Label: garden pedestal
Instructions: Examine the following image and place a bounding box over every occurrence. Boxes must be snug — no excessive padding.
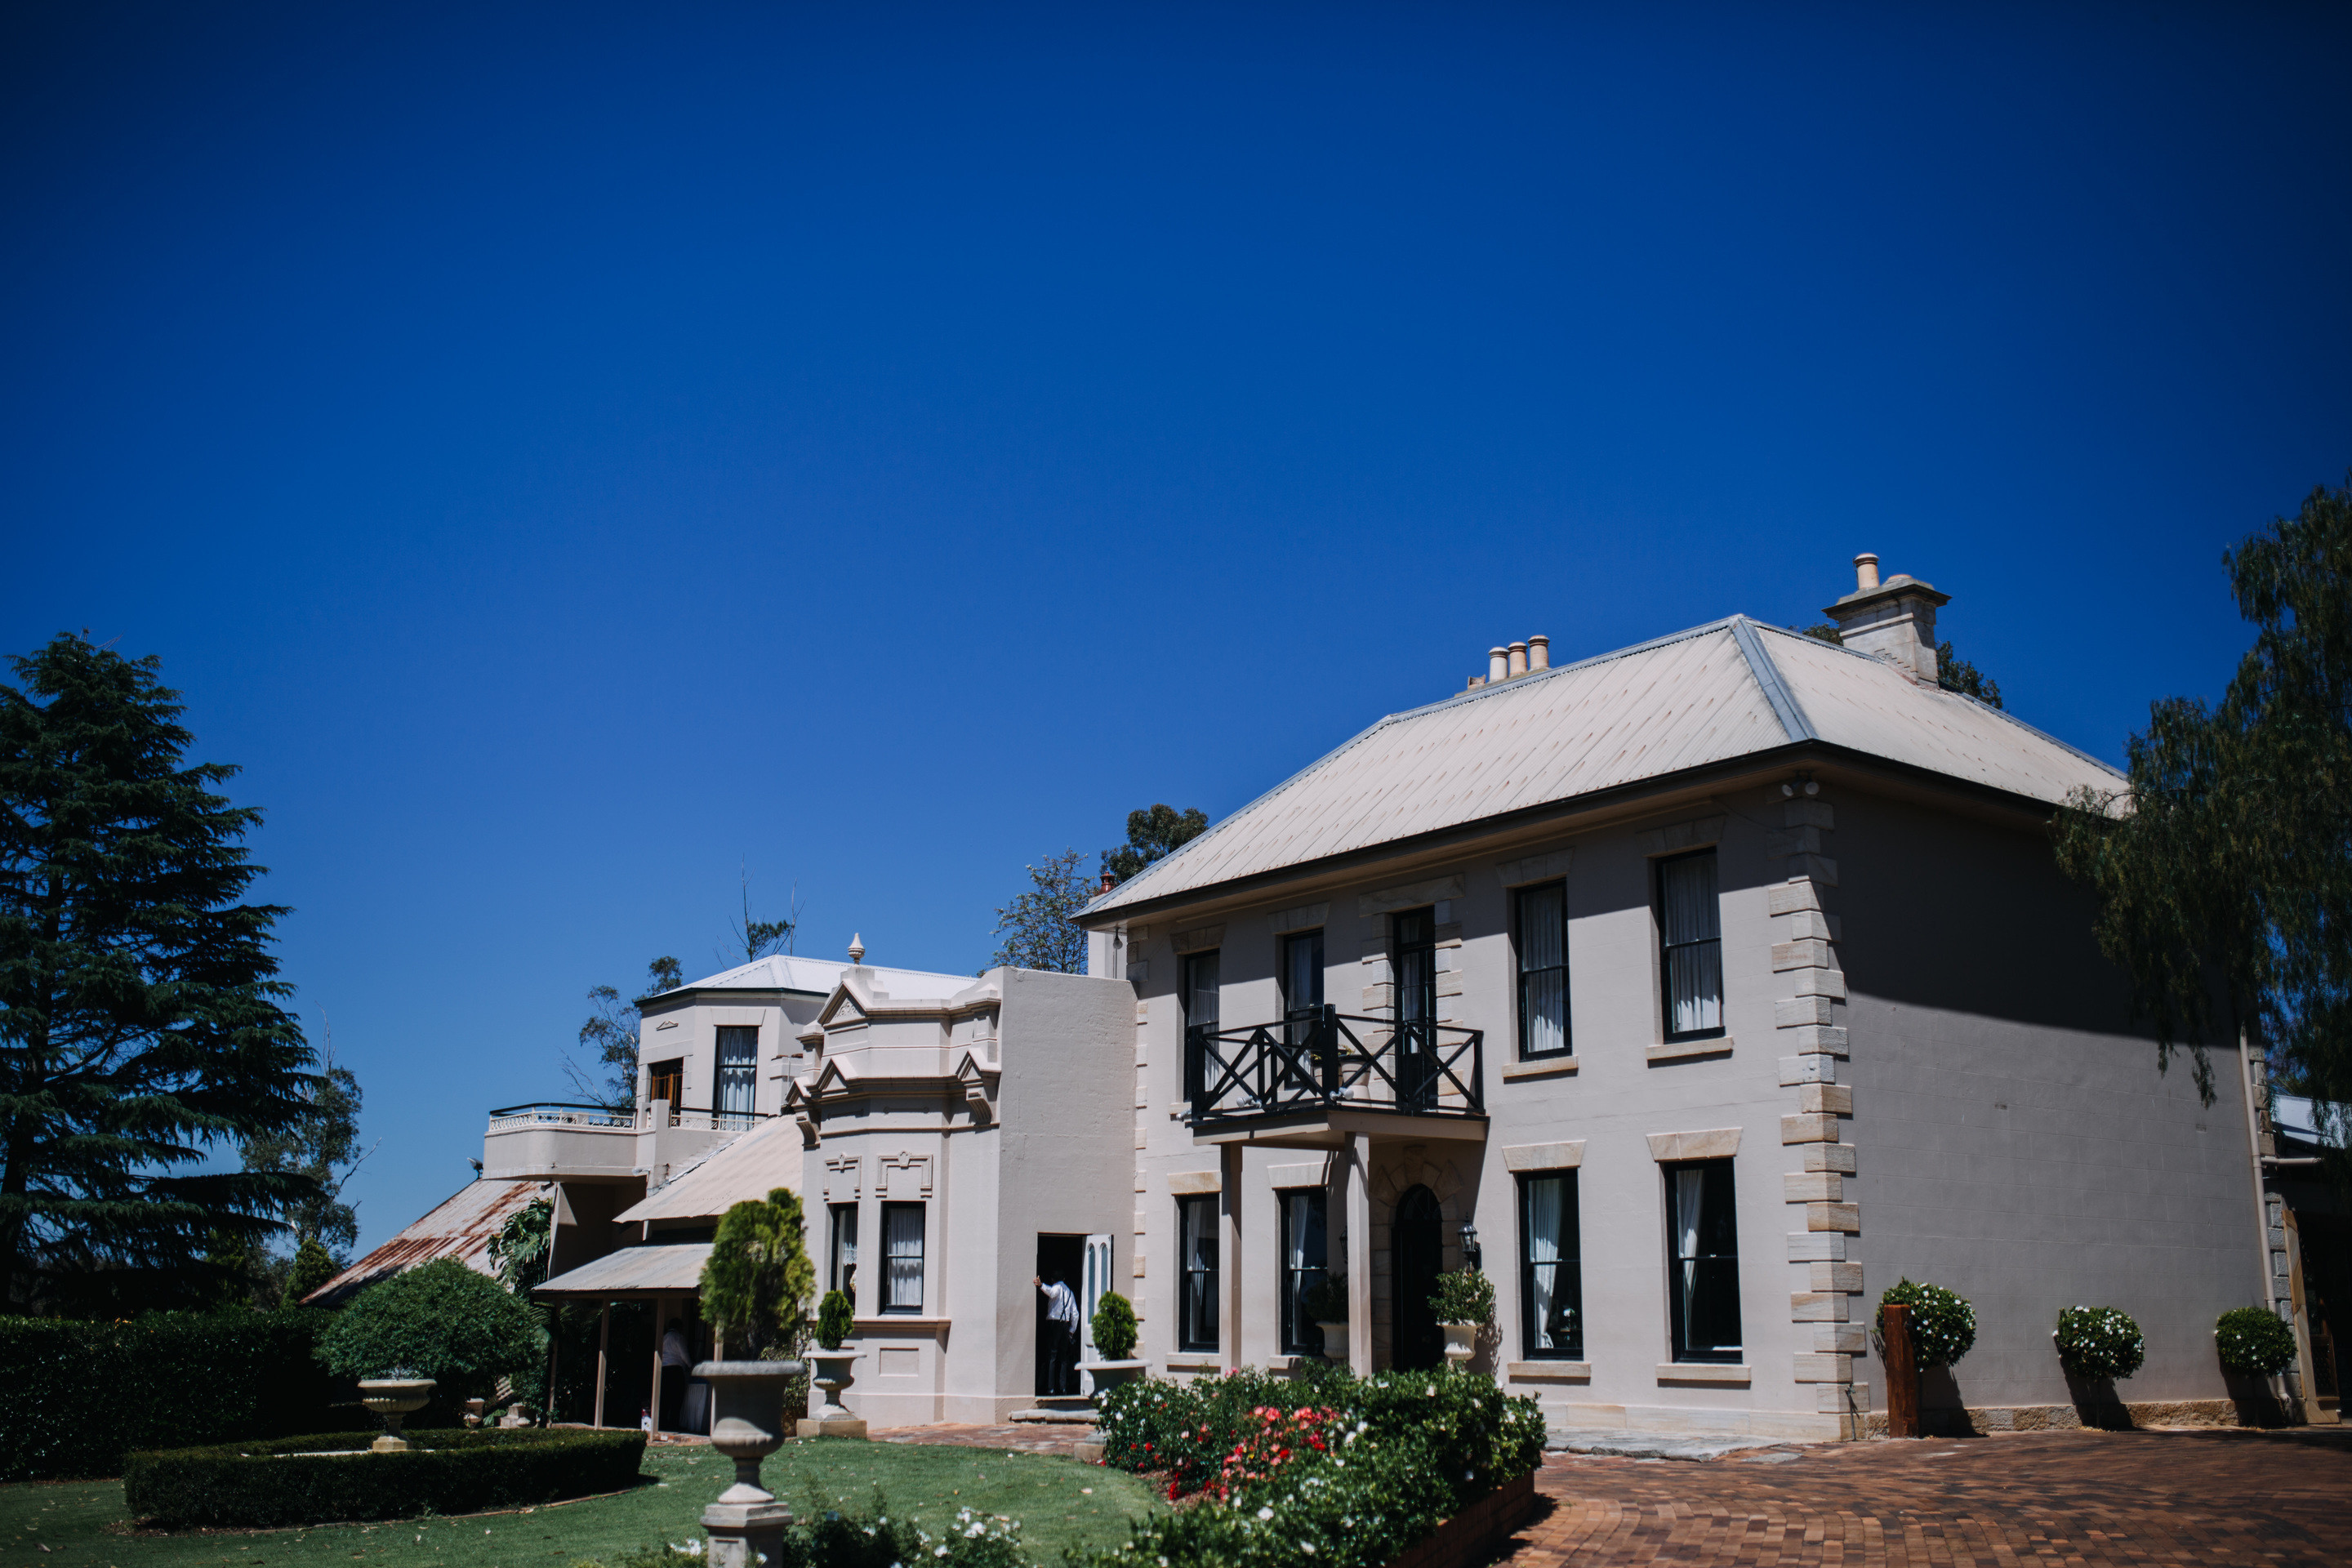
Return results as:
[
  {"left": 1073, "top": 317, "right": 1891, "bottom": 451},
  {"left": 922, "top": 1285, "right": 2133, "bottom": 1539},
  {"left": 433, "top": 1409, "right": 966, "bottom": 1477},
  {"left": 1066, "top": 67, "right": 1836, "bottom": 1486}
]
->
[
  {"left": 357, "top": 1378, "right": 437, "bottom": 1454},
  {"left": 693, "top": 1356, "right": 803, "bottom": 1560},
  {"left": 1441, "top": 1324, "right": 1477, "bottom": 1368},
  {"left": 700, "top": 1499, "right": 792, "bottom": 1568},
  {"left": 797, "top": 1350, "right": 866, "bottom": 1439}
]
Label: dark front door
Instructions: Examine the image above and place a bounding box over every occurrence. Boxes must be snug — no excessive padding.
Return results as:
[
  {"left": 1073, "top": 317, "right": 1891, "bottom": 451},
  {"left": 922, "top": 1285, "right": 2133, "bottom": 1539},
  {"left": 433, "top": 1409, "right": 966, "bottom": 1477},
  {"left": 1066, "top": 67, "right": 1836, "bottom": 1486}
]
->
[
  {"left": 1392, "top": 1184, "right": 1445, "bottom": 1370},
  {"left": 1035, "top": 1234, "right": 1084, "bottom": 1396}
]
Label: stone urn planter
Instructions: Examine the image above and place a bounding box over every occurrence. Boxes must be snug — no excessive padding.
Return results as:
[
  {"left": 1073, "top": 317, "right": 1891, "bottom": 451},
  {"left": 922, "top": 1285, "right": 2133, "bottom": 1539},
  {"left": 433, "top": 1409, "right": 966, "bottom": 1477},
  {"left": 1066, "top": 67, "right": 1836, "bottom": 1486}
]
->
[
  {"left": 1080, "top": 1359, "right": 1147, "bottom": 1399},
  {"left": 798, "top": 1349, "right": 866, "bottom": 1440},
  {"left": 694, "top": 1360, "right": 804, "bottom": 1568},
  {"left": 1319, "top": 1321, "right": 1349, "bottom": 1361},
  {"left": 356, "top": 1377, "right": 437, "bottom": 1453},
  {"left": 1441, "top": 1323, "right": 1478, "bottom": 1368}
]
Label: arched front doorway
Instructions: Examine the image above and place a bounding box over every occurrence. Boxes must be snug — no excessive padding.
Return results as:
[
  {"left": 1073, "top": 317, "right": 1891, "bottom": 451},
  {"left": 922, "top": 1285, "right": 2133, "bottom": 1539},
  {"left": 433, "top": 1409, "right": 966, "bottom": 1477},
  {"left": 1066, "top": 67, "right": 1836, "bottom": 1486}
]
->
[{"left": 1392, "top": 1184, "right": 1445, "bottom": 1370}]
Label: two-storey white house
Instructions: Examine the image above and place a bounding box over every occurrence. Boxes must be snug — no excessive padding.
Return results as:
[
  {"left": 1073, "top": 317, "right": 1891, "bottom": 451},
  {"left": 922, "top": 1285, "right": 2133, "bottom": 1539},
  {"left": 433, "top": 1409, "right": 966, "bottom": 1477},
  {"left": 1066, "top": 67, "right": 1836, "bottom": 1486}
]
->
[{"left": 1076, "top": 556, "right": 2274, "bottom": 1440}]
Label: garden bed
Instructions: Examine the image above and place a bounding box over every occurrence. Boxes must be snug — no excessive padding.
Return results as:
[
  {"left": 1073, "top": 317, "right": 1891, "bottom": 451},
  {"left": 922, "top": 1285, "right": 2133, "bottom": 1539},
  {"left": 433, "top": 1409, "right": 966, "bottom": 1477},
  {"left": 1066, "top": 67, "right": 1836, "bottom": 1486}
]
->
[{"left": 122, "top": 1428, "right": 648, "bottom": 1529}]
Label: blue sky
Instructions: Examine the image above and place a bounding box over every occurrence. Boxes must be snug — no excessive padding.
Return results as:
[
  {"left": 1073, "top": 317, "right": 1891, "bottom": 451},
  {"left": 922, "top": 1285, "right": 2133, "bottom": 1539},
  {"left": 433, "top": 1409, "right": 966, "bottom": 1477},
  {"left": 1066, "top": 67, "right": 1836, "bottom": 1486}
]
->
[{"left": 5, "top": 2, "right": 2347, "bottom": 1254}]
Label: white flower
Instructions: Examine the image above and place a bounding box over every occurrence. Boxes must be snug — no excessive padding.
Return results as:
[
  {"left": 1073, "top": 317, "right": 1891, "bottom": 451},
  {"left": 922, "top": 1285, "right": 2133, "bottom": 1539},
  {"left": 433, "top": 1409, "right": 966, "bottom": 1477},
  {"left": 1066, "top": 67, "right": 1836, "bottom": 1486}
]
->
[{"left": 1257, "top": 1507, "right": 1274, "bottom": 1521}]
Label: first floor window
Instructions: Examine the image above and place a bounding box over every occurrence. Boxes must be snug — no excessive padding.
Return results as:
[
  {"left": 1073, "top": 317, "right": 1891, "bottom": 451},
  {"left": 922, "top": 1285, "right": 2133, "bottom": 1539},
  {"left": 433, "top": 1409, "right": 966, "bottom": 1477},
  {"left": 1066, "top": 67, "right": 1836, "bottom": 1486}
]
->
[
  {"left": 1666, "top": 1160, "right": 1741, "bottom": 1361},
  {"left": 882, "top": 1202, "right": 924, "bottom": 1313},
  {"left": 1515, "top": 880, "right": 1570, "bottom": 1058},
  {"left": 1517, "top": 1171, "right": 1582, "bottom": 1359},
  {"left": 1182, "top": 950, "right": 1223, "bottom": 1106},
  {"left": 1277, "top": 1190, "right": 1328, "bottom": 1356},
  {"left": 828, "top": 1202, "right": 858, "bottom": 1301},
  {"left": 715, "top": 1026, "right": 758, "bottom": 1118},
  {"left": 1659, "top": 850, "right": 1724, "bottom": 1040},
  {"left": 1178, "top": 1194, "right": 1219, "bottom": 1352}
]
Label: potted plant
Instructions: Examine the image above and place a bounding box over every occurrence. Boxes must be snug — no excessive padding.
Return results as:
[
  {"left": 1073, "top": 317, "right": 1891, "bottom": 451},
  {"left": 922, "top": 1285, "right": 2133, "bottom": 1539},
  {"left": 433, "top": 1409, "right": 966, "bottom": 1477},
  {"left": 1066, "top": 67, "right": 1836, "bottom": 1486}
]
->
[
  {"left": 1429, "top": 1267, "right": 1494, "bottom": 1366},
  {"left": 1082, "top": 1290, "right": 1147, "bottom": 1395},
  {"left": 698, "top": 1187, "right": 818, "bottom": 1495},
  {"left": 1300, "top": 1272, "right": 1350, "bottom": 1361},
  {"left": 803, "top": 1288, "right": 866, "bottom": 1437}
]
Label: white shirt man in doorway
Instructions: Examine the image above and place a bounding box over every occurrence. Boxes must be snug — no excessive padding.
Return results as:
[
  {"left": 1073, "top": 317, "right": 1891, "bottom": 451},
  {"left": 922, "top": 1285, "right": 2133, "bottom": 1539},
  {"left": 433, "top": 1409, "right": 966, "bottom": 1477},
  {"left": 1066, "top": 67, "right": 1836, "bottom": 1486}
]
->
[{"left": 1036, "top": 1275, "right": 1081, "bottom": 1397}]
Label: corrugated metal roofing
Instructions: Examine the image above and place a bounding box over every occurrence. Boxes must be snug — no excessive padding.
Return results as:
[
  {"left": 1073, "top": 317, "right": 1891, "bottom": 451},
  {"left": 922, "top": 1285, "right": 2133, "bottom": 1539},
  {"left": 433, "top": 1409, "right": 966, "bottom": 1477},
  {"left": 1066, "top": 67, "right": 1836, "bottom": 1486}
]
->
[
  {"left": 303, "top": 1178, "right": 546, "bottom": 1307},
  {"left": 534, "top": 1241, "right": 713, "bottom": 1298},
  {"left": 661, "top": 953, "right": 972, "bottom": 1000},
  {"left": 616, "top": 1116, "right": 801, "bottom": 1223},
  {"left": 1088, "top": 615, "right": 2123, "bottom": 915}
]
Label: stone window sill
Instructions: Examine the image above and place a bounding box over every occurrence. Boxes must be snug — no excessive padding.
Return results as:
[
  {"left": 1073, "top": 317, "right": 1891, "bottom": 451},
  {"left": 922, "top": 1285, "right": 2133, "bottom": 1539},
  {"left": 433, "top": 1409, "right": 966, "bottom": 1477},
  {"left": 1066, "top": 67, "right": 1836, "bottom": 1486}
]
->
[
  {"left": 1505, "top": 1361, "right": 1590, "bottom": 1381},
  {"left": 1501, "top": 1056, "right": 1579, "bottom": 1081},
  {"left": 1647, "top": 1037, "right": 1734, "bottom": 1064},
  {"left": 1655, "top": 1362, "right": 1749, "bottom": 1385},
  {"left": 1165, "top": 1355, "right": 1222, "bottom": 1373}
]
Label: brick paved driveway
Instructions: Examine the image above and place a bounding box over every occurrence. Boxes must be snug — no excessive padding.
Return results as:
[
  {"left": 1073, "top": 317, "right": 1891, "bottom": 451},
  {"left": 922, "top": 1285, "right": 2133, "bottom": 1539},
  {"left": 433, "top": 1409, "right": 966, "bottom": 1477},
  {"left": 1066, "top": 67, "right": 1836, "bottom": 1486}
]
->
[{"left": 1505, "top": 1427, "right": 2352, "bottom": 1567}]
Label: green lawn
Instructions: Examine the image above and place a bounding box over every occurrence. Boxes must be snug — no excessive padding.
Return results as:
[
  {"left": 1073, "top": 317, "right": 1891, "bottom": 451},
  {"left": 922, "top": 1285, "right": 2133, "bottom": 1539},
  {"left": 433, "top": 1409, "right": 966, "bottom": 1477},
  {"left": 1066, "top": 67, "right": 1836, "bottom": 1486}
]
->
[{"left": 0, "top": 1439, "right": 1163, "bottom": 1568}]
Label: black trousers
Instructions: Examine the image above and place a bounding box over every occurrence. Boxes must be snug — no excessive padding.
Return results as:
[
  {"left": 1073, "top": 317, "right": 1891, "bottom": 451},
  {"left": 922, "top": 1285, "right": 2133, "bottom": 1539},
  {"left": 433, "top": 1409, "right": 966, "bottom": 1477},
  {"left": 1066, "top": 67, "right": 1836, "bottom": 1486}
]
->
[{"left": 1043, "top": 1325, "right": 1079, "bottom": 1396}]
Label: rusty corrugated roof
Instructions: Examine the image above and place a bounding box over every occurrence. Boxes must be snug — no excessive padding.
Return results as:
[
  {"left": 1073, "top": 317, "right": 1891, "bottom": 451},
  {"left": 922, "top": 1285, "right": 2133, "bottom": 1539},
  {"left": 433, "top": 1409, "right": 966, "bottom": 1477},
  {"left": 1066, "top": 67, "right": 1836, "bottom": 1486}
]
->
[{"left": 303, "top": 1178, "right": 549, "bottom": 1307}]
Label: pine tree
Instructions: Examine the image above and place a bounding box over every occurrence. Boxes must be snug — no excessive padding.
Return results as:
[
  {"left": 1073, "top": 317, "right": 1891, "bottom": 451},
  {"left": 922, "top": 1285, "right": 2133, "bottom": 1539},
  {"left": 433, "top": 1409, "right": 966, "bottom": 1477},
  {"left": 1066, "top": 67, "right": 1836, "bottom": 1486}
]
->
[{"left": 0, "top": 634, "right": 318, "bottom": 1313}]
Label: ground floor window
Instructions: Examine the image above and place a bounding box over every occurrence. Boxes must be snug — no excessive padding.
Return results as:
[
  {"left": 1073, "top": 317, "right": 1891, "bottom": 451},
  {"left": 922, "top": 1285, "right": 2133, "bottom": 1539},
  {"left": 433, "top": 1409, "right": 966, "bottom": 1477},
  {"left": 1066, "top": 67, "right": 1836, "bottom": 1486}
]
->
[
  {"left": 1178, "top": 1193, "right": 1219, "bottom": 1352},
  {"left": 1277, "top": 1189, "right": 1328, "bottom": 1355},
  {"left": 1517, "top": 1170, "right": 1582, "bottom": 1359},
  {"left": 1665, "top": 1160, "right": 1741, "bottom": 1361},
  {"left": 881, "top": 1201, "right": 924, "bottom": 1313},
  {"left": 828, "top": 1202, "right": 858, "bottom": 1302}
]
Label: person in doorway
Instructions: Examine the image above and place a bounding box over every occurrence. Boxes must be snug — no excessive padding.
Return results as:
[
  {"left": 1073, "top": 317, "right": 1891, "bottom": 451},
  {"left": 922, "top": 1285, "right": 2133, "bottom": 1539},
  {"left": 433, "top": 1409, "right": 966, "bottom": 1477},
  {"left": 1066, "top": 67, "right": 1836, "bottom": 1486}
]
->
[
  {"left": 1036, "top": 1275, "right": 1080, "bottom": 1396},
  {"left": 658, "top": 1319, "right": 691, "bottom": 1432}
]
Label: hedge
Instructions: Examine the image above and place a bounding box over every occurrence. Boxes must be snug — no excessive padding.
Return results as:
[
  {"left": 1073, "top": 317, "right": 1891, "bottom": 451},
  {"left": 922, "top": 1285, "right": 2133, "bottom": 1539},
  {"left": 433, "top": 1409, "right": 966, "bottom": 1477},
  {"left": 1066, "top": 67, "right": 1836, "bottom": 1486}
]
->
[
  {"left": 124, "top": 1428, "right": 649, "bottom": 1529},
  {"left": 0, "top": 1311, "right": 347, "bottom": 1481},
  {"left": 1085, "top": 1364, "right": 1547, "bottom": 1568}
]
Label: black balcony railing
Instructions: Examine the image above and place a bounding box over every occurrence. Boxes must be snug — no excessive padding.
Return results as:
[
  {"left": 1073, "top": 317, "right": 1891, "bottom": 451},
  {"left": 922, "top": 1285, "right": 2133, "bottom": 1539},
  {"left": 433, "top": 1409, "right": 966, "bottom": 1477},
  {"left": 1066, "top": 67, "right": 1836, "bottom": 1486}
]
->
[{"left": 1184, "top": 1006, "right": 1486, "bottom": 1129}]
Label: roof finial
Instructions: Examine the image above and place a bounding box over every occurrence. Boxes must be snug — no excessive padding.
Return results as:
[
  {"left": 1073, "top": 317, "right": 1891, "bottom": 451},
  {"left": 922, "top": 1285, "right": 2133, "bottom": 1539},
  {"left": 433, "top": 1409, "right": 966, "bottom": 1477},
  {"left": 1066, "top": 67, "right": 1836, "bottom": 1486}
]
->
[{"left": 848, "top": 933, "right": 865, "bottom": 964}]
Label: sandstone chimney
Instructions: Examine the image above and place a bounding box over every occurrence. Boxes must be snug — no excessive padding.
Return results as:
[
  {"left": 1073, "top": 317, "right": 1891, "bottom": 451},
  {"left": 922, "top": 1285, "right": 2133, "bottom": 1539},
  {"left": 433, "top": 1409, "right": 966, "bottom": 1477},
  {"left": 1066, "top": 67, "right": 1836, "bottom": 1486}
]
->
[{"left": 1824, "top": 555, "right": 1946, "bottom": 684}]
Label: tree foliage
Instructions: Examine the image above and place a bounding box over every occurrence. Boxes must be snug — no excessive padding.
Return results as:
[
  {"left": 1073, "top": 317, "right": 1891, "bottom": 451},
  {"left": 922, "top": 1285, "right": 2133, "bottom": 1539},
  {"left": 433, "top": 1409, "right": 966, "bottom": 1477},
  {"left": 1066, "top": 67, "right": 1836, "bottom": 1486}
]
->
[
  {"left": 724, "top": 864, "right": 796, "bottom": 966},
  {"left": 2053, "top": 478, "right": 2352, "bottom": 1113},
  {"left": 701, "top": 1186, "right": 816, "bottom": 1359},
  {"left": 241, "top": 1024, "right": 372, "bottom": 1267},
  {"left": 314, "top": 1258, "right": 549, "bottom": 1400},
  {"left": 989, "top": 849, "right": 1090, "bottom": 973},
  {"left": 564, "top": 957, "right": 680, "bottom": 1110},
  {"left": 488, "top": 1196, "right": 553, "bottom": 1293},
  {"left": 1101, "top": 804, "right": 1209, "bottom": 884},
  {"left": 0, "top": 633, "right": 318, "bottom": 1313}
]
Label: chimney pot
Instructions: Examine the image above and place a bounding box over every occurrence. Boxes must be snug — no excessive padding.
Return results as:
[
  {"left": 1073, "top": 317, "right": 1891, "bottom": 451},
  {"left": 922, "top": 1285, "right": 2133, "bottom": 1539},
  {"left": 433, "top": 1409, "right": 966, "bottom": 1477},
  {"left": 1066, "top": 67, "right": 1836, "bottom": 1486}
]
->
[
  {"left": 1099, "top": 871, "right": 1116, "bottom": 893},
  {"left": 1508, "top": 641, "right": 1528, "bottom": 678},
  {"left": 1528, "top": 635, "right": 1549, "bottom": 670},
  {"left": 1488, "top": 647, "right": 1508, "bottom": 684},
  {"left": 1854, "top": 553, "right": 1881, "bottom": 592}
]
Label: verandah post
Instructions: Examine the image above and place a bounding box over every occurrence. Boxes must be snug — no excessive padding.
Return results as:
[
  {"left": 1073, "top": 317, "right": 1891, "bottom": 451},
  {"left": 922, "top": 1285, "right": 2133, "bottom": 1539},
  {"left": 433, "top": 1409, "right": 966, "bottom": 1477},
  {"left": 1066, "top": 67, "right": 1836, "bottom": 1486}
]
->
[{"left": 1883, "top": 1301, "right": 1919, "bottom": 1438}]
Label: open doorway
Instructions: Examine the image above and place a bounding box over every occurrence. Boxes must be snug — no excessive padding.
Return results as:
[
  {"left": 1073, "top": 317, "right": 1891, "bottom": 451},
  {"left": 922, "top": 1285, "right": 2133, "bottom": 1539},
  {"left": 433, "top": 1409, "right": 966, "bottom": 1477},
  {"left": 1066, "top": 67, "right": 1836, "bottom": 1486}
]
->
[{"left": 1035, "top": 1234, "right": 1084, "bottom": 1396}]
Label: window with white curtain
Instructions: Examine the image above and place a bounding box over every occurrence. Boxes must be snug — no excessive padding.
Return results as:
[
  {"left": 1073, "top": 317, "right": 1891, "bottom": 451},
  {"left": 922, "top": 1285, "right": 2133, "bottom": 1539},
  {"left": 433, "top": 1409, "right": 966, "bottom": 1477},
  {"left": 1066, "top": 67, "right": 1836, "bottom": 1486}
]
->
[
  {"left": 828, "top": 1202, "right": 858, "bottom": 1302},
  {"left": 881, "top": 1202, "right": 924, "bottom": 1313},
  {"left": 1178, "top": 1194, "right": 1219, "bottom": 1352},
  {"left": 1665, "top": 1160, "right": 1741, "bottom": 1361},
  {"left": 1277, "top": 1190, "right": 1328, "bottom": 1355},
  {"left": 1517, "top": 1171, "right": 1581, "bottom": 1359},
  {"left": 1514, "top": 880, "right": 1570, "bottom": 1059},
  {"left": 1182, "top": 950, "right": 1222, "bottom": 1107},
  {"left": 1658, "top": 851, "right": 1724, "bottom": 1040},
  {"left": 715, "top": 1026, "right": 759, "bottom": 1120}
]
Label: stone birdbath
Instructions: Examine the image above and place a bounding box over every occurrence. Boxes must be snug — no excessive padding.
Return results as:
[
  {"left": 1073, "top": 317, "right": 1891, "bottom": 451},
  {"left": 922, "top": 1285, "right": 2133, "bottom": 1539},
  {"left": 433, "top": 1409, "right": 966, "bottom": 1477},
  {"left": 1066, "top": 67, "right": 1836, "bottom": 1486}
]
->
[
  {"left": 693, "top": 1360, "right": 804, "bottom": 1568},
  {"left": 357, "top": 1377, "right": 437, "bottom": 1453},
  {"left": 799, "top": 1349, "right": 866, "bottom": 1439}
]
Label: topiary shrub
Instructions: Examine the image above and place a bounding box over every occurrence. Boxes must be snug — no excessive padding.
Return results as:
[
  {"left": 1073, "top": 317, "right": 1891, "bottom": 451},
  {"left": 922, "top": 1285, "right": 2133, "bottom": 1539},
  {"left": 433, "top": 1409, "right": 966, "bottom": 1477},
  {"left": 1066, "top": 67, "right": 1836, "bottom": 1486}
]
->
[
  {"left": 1874, "top": 1279, "right": 1977, "bottom": 1368},
  {"left": 1091, "top": 1290, "right": 1139, "bottom": 1361},
  {"left": 817, "top": 1290, "right": 855, "bottom": 1352},
  {"left": 2054, "top": 1304, "right": 2145, "bottom": 1381},
  {"left": 2215, "top": 1306, "right": 2298, "bottom": 1375},
  {"left": 123, "top": 1428, "right": 646, "bottom": 1528},
  {"left": 315, "top": 1258, "right": 549, "bottom": 1410},
  {"left": 1428, "top": 1266, "right": 1494, "bottom": 1325},
  {"left": 702, "top": 1187, "right": 816, "bottom": 1360}
]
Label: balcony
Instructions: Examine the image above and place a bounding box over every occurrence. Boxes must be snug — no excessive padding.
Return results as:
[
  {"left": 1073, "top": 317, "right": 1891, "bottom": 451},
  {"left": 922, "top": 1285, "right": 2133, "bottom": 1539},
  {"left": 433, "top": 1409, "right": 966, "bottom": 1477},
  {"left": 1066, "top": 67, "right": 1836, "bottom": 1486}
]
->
[
  {"left": 483, "top": 1102, "right": 642, "bottom": 1181},
  {"left": 1184, "top": 1009, "right": 1487, "bottom": 1149}
]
